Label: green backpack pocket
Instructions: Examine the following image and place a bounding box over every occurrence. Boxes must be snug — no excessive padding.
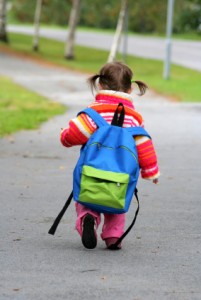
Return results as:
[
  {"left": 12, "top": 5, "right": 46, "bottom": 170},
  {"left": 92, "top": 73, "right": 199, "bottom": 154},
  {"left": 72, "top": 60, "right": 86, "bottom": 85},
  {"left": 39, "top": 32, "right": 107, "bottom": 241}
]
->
[{"left": 79, "top": 165, "right": 129, "bottom": 210}]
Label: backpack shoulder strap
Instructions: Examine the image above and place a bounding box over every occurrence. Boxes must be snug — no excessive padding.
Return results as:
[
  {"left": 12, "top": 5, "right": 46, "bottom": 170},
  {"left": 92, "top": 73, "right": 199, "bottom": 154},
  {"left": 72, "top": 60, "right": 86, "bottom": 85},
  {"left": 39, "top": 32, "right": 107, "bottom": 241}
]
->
[
  {"left": 48, "top": 191, "right": 73, "bottom": 235},
  {"left": 126, "top": 126, "right": 151, "bottom": 139},
  {"left": 111, "top": 103, "right": 125, "bottom": 127},
  {"left": 78, "top": 108, "right": 108, "bottom": 128}
]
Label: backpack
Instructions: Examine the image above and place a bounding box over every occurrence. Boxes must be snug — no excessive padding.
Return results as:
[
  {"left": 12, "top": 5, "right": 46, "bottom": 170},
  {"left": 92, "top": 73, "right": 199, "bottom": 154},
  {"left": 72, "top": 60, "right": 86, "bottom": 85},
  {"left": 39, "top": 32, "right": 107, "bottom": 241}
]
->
[{"left": 49, "top": 103, "right": 151, "bottom": 248}]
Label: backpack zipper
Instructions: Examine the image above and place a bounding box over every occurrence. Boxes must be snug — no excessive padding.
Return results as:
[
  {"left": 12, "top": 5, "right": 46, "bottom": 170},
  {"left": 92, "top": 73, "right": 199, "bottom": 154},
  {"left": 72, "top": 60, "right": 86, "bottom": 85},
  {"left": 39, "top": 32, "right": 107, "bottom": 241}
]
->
[
  {"left": 88, "top": 143, "right": 137, "bottom": 161},
  {"left": 88, "top": 142, "right": 113, "bottom": 150},
  {"left": 119, "top": 146, "right": 138, "bottom": 162}
]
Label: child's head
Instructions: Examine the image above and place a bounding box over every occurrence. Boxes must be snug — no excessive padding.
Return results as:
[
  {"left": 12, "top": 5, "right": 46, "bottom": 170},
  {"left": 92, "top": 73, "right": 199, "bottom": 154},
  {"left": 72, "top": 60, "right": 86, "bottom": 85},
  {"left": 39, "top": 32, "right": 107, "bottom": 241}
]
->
[{"left": 88, "top": 61, "right": 147, "bottom": 95}]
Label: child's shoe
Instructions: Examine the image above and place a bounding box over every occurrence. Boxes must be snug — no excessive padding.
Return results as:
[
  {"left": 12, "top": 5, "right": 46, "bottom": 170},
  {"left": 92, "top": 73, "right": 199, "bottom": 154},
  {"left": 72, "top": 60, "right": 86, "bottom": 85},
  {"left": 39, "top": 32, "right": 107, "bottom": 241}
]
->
[
  {"left": 105, "top": 237, "right": 122, "bottom": 250},
  {"left": 82, "top": 214, "right": 97, "bottom": 249}
]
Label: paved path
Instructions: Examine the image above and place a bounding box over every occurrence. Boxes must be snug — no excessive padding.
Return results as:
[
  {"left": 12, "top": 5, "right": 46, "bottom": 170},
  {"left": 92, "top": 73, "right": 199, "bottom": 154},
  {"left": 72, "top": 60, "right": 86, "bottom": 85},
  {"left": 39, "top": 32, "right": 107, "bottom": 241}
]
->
[
  {"left": 8, "top": 25, "right": 201, "bottom": 72},
  {"left": 0, "top": 51, "right": 201, "bottom": 300}
]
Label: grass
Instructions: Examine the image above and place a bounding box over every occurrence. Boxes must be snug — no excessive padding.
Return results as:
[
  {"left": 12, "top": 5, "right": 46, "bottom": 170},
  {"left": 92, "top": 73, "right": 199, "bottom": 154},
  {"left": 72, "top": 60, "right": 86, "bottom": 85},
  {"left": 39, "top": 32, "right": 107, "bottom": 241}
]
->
[
  {"left": 1, "top": 32, "right": 200, "bottom": 102},
  {"left": 0, "top": 76, "right": 66, "bottom": 136},
  {"left": 125, "top": 56, "right": 201, "bottom": 102}
]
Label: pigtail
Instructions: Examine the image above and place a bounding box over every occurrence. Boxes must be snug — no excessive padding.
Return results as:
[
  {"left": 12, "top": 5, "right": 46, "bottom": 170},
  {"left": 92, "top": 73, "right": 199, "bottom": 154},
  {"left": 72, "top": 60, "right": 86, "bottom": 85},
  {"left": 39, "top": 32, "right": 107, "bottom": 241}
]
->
[
  {"left": 87, "top": 74, "right": 100, "bottom": 93},
  {"left": 134, "top": 80, "right": 148, "bottom": 96}
]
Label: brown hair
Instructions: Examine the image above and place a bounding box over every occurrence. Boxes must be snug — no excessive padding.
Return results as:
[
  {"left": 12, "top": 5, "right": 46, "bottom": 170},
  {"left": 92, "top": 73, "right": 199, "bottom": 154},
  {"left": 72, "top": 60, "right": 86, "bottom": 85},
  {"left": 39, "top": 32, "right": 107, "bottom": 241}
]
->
[{"left": 88, "top": 61, "right": 148, "bottom": 95}]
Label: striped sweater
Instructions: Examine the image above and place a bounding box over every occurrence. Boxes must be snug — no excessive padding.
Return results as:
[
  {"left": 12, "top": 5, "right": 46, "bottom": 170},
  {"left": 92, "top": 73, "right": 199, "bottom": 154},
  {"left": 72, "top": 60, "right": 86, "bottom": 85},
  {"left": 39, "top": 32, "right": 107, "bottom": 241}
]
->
[{"left": 60, "top": 90, "right": 160, "bottom": 180}]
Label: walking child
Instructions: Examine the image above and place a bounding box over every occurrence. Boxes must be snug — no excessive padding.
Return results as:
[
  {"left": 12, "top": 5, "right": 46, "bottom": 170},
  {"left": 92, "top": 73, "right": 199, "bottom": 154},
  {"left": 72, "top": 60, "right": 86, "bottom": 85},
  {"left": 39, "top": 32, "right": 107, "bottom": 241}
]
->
[{"left": 60, "top": 61, "right": 160, "bottom": 250}]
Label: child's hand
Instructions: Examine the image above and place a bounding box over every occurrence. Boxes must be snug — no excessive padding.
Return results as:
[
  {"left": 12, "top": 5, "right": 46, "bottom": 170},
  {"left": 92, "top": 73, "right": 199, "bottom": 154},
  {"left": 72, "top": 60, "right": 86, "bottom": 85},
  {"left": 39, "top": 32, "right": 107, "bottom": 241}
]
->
[
  {"left": 153, "top": 178, "right": 159, "bottom": 184},
  {"left": 60, "top": 128, "right": 65, "bottom": 138}
]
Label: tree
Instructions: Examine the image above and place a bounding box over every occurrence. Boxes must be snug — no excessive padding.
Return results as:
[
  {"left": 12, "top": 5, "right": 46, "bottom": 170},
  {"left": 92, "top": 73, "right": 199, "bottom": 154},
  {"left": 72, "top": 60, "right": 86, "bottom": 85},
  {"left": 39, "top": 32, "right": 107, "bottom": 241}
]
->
[
  {"left": 64, "top": 0, "right": 81, "bottom": 60},
  {"left": 33, "top": 0, "right": 43, "bottom": 51},
  {"left": 0, "top": 0, "right": 8, "bottom": 42},
  {"left": 108, "top": 0, "right": 128, "bottom": 62},
  {"left": 175, "top": 0, "right": 201, "bottom": 33}
]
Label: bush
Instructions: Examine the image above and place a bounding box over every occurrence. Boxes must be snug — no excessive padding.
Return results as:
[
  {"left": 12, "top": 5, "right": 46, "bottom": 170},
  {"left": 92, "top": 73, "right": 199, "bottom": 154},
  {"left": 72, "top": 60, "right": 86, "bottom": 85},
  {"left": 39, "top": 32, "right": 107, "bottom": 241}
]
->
[
  {"left": 10, "top": 0, "right": 201, "bottom": 34},
  {"left": 175, "top": 1, "right": 201, "bottom": 33}
]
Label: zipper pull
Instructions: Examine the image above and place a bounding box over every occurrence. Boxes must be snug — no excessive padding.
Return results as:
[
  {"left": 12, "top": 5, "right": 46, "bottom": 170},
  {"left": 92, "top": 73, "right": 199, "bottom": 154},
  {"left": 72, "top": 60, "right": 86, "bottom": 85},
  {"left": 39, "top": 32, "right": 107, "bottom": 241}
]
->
[{"left": 117, "top": 182, "right": 121, "bottom": 188}]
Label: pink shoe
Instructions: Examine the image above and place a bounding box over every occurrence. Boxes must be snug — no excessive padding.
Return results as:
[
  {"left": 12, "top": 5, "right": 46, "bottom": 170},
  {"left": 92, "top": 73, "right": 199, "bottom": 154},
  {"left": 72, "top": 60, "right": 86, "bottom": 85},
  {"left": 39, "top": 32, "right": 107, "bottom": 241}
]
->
[{"left": 105, "top": 237, "right": 122, "bottom": 250}]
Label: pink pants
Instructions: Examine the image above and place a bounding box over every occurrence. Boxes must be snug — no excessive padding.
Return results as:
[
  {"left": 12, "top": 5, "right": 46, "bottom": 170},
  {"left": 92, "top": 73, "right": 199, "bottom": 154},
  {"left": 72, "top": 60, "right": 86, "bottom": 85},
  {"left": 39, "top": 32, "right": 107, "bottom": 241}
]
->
[{"left": 75, "top": 203, "right": 125, "bottom": 240}]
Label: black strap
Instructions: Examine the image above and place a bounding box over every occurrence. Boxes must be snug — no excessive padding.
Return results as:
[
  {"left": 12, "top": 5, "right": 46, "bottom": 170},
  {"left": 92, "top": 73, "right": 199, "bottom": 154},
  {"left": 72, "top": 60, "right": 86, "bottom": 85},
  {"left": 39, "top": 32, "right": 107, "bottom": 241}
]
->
[
  {"left": 48, "top": 191, "right": 73, "bottom": 235},
  {"left": 107, "top": 189, "right": 140, "bottom": 250},
  {"left": 111, "top": 103, "right": 125, "bottom": 127},
  {"left": 49, "top": 189, "right": 140, "bottom": 246}
]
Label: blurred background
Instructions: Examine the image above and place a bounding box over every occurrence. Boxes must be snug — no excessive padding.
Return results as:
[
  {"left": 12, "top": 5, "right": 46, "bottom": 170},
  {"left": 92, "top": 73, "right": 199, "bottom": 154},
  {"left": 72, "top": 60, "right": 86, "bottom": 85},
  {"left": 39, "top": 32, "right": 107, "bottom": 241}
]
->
[
  {"left": 5, "top": 0, "right": 201, "bottom": 35},
  {"left": 0, "top": 0, "right": 201, "bottom": 135}
]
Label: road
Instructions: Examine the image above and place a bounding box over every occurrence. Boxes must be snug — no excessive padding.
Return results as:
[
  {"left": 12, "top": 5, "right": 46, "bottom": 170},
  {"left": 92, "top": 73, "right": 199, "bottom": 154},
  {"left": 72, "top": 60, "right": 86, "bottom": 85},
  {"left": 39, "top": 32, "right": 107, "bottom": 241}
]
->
[
  {"left": 8, "top": 25, "right": 201, "bottom": 72},
  {"left": 0, "top": 50, "right": 201, "bottom": 299}
]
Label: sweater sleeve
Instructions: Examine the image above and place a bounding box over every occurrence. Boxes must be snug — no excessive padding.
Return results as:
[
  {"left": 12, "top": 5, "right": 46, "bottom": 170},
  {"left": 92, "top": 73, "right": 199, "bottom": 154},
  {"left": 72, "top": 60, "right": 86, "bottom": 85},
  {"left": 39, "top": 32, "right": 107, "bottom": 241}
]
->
[
  {"left": 60, "top": 113, "right": 97, "bottom": 147},
  {"left": 135, "top": 135, "right": 160, "bottom": 180}
]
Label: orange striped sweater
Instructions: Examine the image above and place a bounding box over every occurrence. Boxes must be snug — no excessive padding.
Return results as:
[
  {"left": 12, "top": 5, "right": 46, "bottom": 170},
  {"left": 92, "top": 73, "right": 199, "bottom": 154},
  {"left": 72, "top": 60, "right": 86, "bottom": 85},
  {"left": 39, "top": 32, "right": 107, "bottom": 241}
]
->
[{"left": 60, "top": 90, "right": 160, "bottom": 180}]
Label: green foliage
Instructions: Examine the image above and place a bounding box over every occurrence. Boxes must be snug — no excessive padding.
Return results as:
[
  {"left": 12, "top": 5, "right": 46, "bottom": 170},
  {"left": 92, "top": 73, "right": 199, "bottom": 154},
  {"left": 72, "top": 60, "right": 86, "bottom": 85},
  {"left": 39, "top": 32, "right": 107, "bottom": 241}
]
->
[
  {"left": 0, "top": 76, "right": 66, "bottom": 136},
  {"left": 10, "top": 0, "right": 201, "bottom": 34},
  {"left": 11, "top": 0, "right": 72, "bottom": 25},
  {"left": 129, "top": 0, "right": 166, "bottom": 33},
  {"left": 80, "top": 0, "right": 120, "bottom": 29},
  {"left": 174, "top": 0, "right": 201, "bottom": 33}
]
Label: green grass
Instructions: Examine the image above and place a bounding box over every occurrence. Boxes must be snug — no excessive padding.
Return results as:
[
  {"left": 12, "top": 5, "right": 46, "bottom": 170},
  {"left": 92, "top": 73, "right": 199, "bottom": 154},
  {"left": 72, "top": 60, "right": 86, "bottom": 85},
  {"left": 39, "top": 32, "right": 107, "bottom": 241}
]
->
[
  {"left": 126, "top": 56, "right": 201, "bottom": 102},
  {"left": 0, "top": 76, "right": 66, "bottom": 136},
  {"left": 1, "top": 32, "right": 201, "bottom": 103}
]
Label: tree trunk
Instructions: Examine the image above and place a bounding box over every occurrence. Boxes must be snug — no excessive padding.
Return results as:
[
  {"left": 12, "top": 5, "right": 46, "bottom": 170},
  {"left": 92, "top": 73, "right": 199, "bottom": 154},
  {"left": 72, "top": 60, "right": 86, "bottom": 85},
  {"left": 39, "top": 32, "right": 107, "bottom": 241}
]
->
[
  {"left": 33, "top": 0, "right": 43, "bottom": 51},
  {"left": 108, "top": 0, "right": 128, "bottom": 63},
  {"left": 64, "top": 0, "right": 81, "bottom": 60},
  {"left": 0, "top": 0, "right": 8, "bottom": 43}
]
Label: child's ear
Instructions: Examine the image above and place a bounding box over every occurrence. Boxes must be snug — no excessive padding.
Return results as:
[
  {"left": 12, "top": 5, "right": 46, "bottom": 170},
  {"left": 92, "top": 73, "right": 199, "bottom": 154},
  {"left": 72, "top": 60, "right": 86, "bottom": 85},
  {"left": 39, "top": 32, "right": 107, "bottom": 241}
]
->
[
  {"left": 127, "top": 87, "right": 133, "bottom": 94},
  {"left": 98, "top": 83, "right": 103, "bottom": 90}
]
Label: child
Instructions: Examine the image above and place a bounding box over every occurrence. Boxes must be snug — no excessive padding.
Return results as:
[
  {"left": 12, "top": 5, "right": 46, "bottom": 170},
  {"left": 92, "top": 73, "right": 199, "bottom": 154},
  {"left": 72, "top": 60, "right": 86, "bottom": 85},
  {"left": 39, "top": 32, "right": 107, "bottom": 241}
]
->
[{"left": 60, "top": 61, "right": 160, "bottom": 250}]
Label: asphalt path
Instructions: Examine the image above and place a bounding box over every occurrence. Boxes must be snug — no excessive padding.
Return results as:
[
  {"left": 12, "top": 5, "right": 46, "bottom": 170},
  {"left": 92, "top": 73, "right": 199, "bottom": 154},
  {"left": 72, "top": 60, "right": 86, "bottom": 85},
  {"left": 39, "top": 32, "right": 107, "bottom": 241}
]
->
[
  {"left": 0, "top": 51, "right": 201, "bottom": 300},
  {"left": 8, "top": 25, "right": 201, "bottom": 72}
]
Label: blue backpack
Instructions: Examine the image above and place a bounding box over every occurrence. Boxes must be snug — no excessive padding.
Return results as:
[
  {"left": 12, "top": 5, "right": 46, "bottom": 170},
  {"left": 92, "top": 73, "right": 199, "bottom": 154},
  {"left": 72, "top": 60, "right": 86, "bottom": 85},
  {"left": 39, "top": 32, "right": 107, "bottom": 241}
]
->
[
  {"left": 73, "top": 106, "right": 150, "bottom": 214},
  {"left": 49, "top": 104, "right": 151, "bottom": 248}
]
